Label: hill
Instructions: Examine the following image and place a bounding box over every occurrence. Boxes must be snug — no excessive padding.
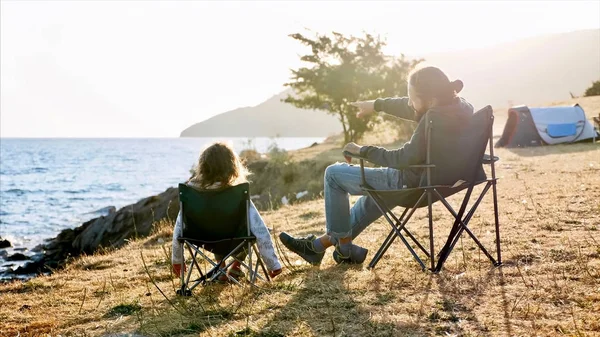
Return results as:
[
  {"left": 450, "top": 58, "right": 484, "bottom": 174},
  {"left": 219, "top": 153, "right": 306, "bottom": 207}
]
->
[
  {"left": 421, "top": 29, "right": 600, "bottom": 110},
  {"left": 180, "top": 90, "right": 342, "bottom": 137},
  {"left": 180, "top": 29, "right": 600, "bottom": 138}
]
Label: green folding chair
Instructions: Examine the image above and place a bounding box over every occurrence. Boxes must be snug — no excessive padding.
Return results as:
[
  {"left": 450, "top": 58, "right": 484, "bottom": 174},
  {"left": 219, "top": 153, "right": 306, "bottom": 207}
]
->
[
  {"left": 176, "top": 182, "right": 270, "bottom": 296},
  {"left": 344, "top": 105, "right": 502, "bottom": 272}
]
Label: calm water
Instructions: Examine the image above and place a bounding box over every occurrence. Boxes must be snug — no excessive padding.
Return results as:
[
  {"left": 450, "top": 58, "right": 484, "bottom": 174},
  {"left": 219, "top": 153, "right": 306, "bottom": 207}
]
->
[{"left": 0, "top": 137, "right": 322, "bottom": 270}]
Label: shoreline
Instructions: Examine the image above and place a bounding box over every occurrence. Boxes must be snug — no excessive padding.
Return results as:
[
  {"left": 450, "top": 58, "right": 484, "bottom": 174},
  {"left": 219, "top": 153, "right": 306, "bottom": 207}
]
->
[
  {"left": 0, "top": 136, "right": 341, "bottom": 281},
  {"left": 0, "top": 136, "right": 338, "bottom": 280}
]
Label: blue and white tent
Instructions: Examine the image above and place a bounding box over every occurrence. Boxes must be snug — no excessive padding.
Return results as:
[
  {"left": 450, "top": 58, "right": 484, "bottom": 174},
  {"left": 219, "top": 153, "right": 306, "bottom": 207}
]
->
[{"left": 495, "top": 104, "right": 598, "bottom": 148}]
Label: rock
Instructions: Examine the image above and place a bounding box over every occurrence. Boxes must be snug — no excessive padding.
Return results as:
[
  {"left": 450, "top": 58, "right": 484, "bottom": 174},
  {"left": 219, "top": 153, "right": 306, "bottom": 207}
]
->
[
  {"left": 13, "top": 247, "right": 28, "bottom": 252},
  {"left": 12, "top": 260, "right": 47, "bottom": 275},
  {"left": 31, "top": 244, "right": 44, "bottom": 253},
  {"left": 0, "top": 250, "right": 7, "bottom": 258},
  {"left": 13, "top": 186, "right": 181, "bottom": 276},
  {"left": 87, "top": 206, "right": 117, "bottom": 216},
  {"left": 30, "top": 253, "right": 45, "bottom": 263},
  {"left": 0, "top": 237, "right": 11, "bottom": 249},
  {"left": 296, "top": 191, "right": 309, "bottom": 199},
  {"left": 3, "top": 186, "right": 182, "bottom": 279},
  {"left": 6, "top": 253, "right": 30, "bottom": 261},
  {"left": 70, "top": 187, "right": 179, "bottom": 254}
]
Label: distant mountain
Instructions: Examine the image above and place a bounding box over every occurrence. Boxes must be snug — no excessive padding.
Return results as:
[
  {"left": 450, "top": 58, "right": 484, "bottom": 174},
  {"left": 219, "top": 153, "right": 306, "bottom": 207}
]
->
[
  {"left": 181, "top": 29, "right": 600, "bottom": 138},
  {"left": 420, "top": 29, "right": 600, "bottom": 110},
  {"left": 180, "top": 90, "right": 342, "bottom": 137}
]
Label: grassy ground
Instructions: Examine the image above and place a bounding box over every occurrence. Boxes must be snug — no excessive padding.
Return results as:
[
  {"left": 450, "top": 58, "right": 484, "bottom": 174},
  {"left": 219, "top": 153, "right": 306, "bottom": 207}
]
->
[{"left": 1, "top": 98, "right": 599, "bottom": 337}]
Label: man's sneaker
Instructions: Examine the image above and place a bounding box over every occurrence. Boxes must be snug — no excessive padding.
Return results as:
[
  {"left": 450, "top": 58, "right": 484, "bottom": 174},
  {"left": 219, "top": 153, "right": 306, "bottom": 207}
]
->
[
  {"left": 332, "top": 244, "right": 368, "bottom": 265},
  {"left": 278, "top": 232, "right": 325, "bottom": 266}
]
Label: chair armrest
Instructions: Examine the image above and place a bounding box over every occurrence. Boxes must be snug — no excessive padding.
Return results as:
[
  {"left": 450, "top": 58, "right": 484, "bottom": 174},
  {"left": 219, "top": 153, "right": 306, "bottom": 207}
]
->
[
  {"left": 483, "top": 154, "right": 499, "bottom": 164},
  {"left": 344, "top": 151, "right": 436, "bottom": 169}
]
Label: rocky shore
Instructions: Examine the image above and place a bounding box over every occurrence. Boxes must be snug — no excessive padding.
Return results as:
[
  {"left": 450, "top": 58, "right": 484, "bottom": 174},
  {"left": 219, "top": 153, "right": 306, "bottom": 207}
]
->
[
  {"left": 0, "top": 157, "right": 329, "bottom": 280},
  {"left": 1, "top": 187, "right": 179, "bottom": 279}
]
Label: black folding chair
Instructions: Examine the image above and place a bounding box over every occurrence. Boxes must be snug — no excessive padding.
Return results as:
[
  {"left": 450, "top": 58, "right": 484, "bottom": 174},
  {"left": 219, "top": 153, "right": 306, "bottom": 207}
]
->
[
  {"left": 344, "top": 106, "right": 502, "bottom": 273},
  {"left": 176, "top": 183, "right": 270, "bottom": 296}
]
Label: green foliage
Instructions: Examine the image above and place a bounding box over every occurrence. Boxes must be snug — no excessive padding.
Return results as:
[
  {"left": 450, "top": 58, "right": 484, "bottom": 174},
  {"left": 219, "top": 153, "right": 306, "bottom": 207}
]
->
[
  {"left": 247, "top": 158, "right": 330, "bottom": 210},
  {"left": 267, "top": 142, "right": 289, "bottom": 163},
  {"left": 284, "top": 31, "right": 421, "bottom": 143},
  {"left": 584, "top": 80, "right": 600, "bottom": 97}
]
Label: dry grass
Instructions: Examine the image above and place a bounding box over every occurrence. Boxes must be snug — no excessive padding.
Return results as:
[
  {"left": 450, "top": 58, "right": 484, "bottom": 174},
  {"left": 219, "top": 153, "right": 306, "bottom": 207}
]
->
[
  {"left": 1, "top": 143, "right": 599, "bottom": 336},
  {"left": 1, "top": 97, "right": 599, "bottom": 336}
]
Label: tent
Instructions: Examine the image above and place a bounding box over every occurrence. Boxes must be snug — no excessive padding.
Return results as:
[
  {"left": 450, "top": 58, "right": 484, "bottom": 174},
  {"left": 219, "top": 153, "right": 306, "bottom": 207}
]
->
[{"left": 495, "top": 104, "right": 599, "bottom": 148}]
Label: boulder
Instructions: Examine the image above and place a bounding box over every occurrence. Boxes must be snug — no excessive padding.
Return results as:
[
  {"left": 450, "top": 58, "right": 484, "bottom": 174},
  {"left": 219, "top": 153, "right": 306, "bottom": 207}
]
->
[
  {"left": 0, "top": 237, "right": 11, "bottom": 249},
  {"left": 6, "top": 253, "right": 29, "bottom": 261},
  {"left": 45, "top": 186, "right": 179, "bottom": 268},
  {"left": 3, "top": 186, "right": 180, "bottom": 278}
]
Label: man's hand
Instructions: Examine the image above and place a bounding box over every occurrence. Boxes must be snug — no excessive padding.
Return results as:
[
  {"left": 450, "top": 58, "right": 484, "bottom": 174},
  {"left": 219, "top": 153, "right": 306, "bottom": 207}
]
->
[
  {"left": 343, "top": 142, "right": 363, "bottom": 163},
  {"left": 350, "top": 100, "right": 376, "bottom": 118}
]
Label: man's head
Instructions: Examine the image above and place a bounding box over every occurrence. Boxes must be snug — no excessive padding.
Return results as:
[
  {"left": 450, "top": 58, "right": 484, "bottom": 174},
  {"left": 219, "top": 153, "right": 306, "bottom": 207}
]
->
[{"left": 408, "top": 66, "right": 463, "bottom": 115}]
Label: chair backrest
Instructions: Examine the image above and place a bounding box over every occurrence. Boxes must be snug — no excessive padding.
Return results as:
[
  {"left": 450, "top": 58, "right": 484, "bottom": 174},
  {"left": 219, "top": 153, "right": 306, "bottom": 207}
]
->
[
  {"left": 426, "top": 106, "right": 493, "bottom": 186},
  {"left": 178, "top": 182, "right": 249, "bottom": 241}
]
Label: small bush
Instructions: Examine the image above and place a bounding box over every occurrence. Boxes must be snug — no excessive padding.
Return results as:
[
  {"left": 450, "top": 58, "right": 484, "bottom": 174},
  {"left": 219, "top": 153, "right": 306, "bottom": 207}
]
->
[{"left": 584, "top": 80, "right": 600, "bottom": 97}]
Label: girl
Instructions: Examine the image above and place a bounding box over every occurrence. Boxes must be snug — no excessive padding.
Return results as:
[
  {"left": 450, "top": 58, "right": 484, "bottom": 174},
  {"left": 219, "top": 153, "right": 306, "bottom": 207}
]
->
[
  {"left": 172, "top": 142, "right": 282, "bottom": 281},
  {"left": 279, "top": 66, "right": 472, "bottom": 265}
]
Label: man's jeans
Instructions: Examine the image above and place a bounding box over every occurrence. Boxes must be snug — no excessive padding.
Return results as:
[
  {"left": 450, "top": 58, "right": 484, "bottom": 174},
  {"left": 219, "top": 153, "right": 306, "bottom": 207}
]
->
[{"left": 324, "top": 162, "right": 405, "bottom": 242}]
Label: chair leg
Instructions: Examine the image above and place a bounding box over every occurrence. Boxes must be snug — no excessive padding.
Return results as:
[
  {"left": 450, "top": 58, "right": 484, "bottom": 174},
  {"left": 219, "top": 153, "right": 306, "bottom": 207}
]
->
[
  {"left": 383, "top": 207, "right": 430, "bottom": 258},
  {"left": 427, "top": 189, "right": 435, "bottom": 271},
  {"left": 252, "top": 244, "right": 270, "bottom": 282},
  {"left": 367, "top": 191, "right": 428, "bottom": 270},
  {"left": 434, "top": 186, "right": 477, "bottom": 271},
  {"left": 368, "top": 208, "right": 409, "bottom": 268},
  {"left": 401, "top": 228, "right": 430, "bottom": 258},
  {"left": 185, "top": 245, "right": 198, "bottom": 286},
  {"left": 489, "top": 131, "right": 502, "bottom": 266},
  {"left": 433, "top": 185, "right": 499, "bottom": 272},
  {"left": 369, "top": 228, "right": 396, "bottom": 269},
  {"left": 226, "top": 244, "right": 270, "bottom": 288},
  {"left": 492, "top": 180, "right": 502, "bottom": 266}
]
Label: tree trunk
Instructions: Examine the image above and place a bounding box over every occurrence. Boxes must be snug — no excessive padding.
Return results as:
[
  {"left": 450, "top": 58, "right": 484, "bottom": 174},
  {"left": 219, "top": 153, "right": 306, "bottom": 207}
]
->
[{"left": 339, "top": 112, "right": 350, "bottom": 144}]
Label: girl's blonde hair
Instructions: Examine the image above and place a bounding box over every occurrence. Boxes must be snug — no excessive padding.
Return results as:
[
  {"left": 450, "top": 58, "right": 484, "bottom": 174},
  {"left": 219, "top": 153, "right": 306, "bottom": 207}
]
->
[{"left": 189, "top": 142, "right": 250, "bottom": 189}]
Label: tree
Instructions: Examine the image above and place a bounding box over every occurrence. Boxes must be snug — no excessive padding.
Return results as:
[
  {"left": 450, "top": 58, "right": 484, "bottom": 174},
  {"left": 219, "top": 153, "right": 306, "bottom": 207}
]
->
[
  {"left": 283, "top": 31, "right": 421, "bottom": 143},
  {"left": 584, "top": 80, "right": 600, "bottom": 97}
]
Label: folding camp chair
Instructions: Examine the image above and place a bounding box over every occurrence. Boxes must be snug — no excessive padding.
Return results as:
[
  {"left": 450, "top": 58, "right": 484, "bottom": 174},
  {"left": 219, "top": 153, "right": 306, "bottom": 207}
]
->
[
  {"left": 344, "top": 105, "right": 502, "bottom": 273},
  {"left": 176, "top": 183, "right": 270, "bottom": 296}
]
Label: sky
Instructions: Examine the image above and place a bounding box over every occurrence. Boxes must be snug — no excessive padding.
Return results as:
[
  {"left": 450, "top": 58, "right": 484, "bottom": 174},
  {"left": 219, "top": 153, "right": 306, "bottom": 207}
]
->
[{"left": 1, "top": 1, "right": 599, "bottom": 138}]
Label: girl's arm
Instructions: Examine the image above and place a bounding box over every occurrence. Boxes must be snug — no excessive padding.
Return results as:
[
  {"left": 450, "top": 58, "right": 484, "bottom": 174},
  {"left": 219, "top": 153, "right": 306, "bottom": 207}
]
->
[
  {"left": 374, "top": 97, "right": 419, "bottom": 122},
  {"left": 248, "top": 201, "right": 282, "bottom": 272}
]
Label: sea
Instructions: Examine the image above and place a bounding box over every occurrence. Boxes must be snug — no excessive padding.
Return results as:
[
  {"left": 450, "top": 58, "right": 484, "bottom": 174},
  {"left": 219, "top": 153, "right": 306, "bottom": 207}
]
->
[{"left": 0, "top": 137, "right": 323, "bottom": 273}]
